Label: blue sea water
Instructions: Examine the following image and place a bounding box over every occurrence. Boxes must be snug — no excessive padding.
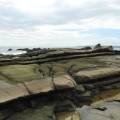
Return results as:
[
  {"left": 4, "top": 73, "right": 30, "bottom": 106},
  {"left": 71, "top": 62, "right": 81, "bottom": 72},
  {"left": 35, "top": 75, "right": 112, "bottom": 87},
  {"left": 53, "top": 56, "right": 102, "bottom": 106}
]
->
[{"left": 0, "top": 46, "right": 120, "bottom": 55}]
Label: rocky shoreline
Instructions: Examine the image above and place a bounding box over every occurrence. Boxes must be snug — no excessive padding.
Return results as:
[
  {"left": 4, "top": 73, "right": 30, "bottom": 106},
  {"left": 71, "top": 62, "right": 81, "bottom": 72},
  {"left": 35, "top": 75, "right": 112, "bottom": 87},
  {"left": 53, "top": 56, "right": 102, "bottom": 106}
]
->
[{"left": 0, "top": 44, "right": 120, "bottom": 120}]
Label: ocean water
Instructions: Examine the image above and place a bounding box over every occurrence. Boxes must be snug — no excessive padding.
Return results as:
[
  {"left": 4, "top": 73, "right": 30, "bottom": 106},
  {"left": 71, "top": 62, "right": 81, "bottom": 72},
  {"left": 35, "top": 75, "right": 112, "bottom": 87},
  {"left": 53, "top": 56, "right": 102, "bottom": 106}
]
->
[
  {"left": 0, "top": 46, "right": 120, "bottom": 55},
  {"left": 0, "top": 46, "right": 27, "bottom": 55}
]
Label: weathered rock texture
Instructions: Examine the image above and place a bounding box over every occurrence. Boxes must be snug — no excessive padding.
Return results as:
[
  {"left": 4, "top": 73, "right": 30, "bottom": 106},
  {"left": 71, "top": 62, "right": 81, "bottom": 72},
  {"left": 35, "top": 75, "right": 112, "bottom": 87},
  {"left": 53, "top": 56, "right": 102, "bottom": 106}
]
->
[
  {"left": 0, "top": 46, "right": 120, "bottom": 104},
  {"left": 74, "top": 67, "right": 120, "bottom": 83},
  {"left": 0, "top": 80, "right": 29, "bottom": 103}
]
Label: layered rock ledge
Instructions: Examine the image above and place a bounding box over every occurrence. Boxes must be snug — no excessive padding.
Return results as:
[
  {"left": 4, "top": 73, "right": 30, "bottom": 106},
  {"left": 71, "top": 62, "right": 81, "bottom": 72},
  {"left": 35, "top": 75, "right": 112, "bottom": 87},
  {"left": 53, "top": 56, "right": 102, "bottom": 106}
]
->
[{"left": 0, "top": 45, "right": 120, "bottom": 120}]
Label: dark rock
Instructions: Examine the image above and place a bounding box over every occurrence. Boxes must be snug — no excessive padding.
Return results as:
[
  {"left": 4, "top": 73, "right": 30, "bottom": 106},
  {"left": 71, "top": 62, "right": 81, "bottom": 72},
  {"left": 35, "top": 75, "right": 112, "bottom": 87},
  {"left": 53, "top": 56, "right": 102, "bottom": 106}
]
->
[
  {"left": 53, "top": 100, "right": 76, "bottom": 113},
  {"left": 84, "top": 84, "right": 95, "bottom": 90},
  {"left": 17, "top": 48, "right": 29, "bottom": 51},
  {"left": 8, "top": 48, "right": 13, "bottom": 51},
  {"left": 108, "top": 46, "right": 113, "bottom": 51},
  {"left": 28, "top": 99, "right": 38, "bottom": 108},
  {"left": 91, "top": 87, "right": 100, "bottom": 95},
  {"left": 80, "top": 46, "right": 92, "bottom": 50},
  {"left": 92, "top": 106, "right": 107, "bottom": 111},
  {"left": 11, "top": 101, "right": 27, "bottom": 112},
  {"left": 93, "top": 44, "right": 113, "bottom": 52},
  {"left": 114, "top": 83, "right": 120, "bottom": 89},
  {"left": 94, "top": 43, "right": 101, "bottom": 49},
  {"left": 74, "top": 85, "right": 85, "bottom": 93},
  {"left": 100, "top": 86, "right": 114, "bottom": 91},
  {"left": 76, "top": 91, "right": 93, "bottom": 101}
]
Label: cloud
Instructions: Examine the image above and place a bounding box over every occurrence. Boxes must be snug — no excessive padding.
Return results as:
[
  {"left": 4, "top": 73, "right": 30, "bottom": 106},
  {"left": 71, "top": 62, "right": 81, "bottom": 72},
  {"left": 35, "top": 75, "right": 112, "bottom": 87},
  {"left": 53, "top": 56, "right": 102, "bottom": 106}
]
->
[{"left": 0, "top": 0, "right": 120, "bottom": 46}]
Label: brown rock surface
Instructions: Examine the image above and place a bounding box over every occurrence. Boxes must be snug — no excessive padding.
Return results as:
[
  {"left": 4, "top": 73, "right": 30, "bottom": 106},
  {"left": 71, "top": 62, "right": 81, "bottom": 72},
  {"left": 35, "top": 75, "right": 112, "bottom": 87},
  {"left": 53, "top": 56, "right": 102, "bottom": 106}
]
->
[
  {"left": 53, "top": 75, "right": 76, "bottom": 90},
  {"left": 0, "top": 80, "right": 29, "bottom": 103},
  {"left": 24, "top": 78, "right": 55, "bottom": 94},
  {"left": 74, "top": 67, "right": 120, "bottom": 83}
]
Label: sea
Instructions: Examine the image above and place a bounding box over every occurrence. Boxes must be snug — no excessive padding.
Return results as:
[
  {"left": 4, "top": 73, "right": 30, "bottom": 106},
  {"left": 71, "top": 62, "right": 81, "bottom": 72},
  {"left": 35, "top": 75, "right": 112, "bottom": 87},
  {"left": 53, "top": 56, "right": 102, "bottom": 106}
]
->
[{"left": 0, "top": 46, "right": 120, "bottom": 55}]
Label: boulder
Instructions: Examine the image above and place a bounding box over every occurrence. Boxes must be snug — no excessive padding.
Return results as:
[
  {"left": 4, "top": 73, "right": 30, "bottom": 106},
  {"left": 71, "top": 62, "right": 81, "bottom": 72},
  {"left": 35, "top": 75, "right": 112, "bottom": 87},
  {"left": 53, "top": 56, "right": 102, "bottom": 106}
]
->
[{"left": 53, "top": 75, "right": 76, "bottom": 90}]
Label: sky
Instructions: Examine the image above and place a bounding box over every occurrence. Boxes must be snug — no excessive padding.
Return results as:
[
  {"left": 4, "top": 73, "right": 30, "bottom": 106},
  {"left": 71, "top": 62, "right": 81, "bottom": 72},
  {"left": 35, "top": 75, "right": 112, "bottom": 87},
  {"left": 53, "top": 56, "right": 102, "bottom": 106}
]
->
[{"left": 0, "top": 0, "right": 120, "bottom": 47}]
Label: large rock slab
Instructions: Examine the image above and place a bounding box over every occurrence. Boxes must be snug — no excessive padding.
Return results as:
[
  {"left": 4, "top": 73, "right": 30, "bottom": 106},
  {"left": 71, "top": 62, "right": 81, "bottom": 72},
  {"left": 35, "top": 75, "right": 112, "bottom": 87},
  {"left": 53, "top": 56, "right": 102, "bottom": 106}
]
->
[
  {"left": 73, "top": 67, "right": 120, "bottom": 83},
  {"left": 0, "top": 80, "right": 29, "bottom": 103},
  {"left": 24, "top": 78, "right": 55, "bottom": 94},
  {"left": 53, "top": 75, "right": 76, "bottom": 90}
]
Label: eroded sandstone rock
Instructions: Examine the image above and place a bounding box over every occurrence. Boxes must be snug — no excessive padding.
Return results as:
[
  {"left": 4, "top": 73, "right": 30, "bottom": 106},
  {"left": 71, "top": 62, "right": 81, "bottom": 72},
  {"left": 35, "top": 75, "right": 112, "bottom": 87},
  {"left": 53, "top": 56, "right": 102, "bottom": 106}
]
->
[
  {"left": 0, "top": 80, "right": 29, "bottom": 103},
  {"left": 73, "top": 67, "right": 120, "bottom": 83},
  {"left": 53, "top": 75, "right": 76, "bottom": 90}
]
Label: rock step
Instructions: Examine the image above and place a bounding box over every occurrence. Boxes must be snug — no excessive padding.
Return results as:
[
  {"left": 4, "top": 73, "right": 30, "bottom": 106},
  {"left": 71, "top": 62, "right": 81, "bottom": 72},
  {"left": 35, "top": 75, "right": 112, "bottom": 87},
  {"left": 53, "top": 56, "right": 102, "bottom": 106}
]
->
[
  {"left": 53, "top": 75, "right": 76, "bottom": 90},
  {"left": 0, "top": 75, "right": 76, "bottom": 103},
  {"left": 0, "top": 81, "right": 29, "bottom": 103},
  {"left": 0, "top": 52, "right": 115, "bottom": 66},
  {"left": 73, "top": 67, "right": 120, "bottom": 83}
]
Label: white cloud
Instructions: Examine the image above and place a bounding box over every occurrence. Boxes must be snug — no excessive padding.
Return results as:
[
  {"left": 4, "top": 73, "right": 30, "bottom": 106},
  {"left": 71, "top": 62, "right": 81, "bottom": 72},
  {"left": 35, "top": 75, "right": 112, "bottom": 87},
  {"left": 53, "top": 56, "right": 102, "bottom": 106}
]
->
[
  {"left": 0, "top": 0, "right": 120, "bottom": 46},
  {"left": 78, "top": 15, "right": 120, "bottom": 30},
  {"left": 10, "top": 0, "right": 56, "bottom": 14}
]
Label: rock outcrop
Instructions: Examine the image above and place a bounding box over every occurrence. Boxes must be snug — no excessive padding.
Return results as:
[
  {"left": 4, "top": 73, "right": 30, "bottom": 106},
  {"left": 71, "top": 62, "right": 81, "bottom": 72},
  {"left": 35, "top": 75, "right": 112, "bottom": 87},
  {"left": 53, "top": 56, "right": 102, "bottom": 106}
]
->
[
  {"left": 0, "top": 45, "right": 120, "bottom": 111},
  {"left": 53, "top": 75, "right": 76, "bottom": 90},
  {"left": 73, "top": 67, "right": 120, "bottom": 83},
  {"left": 0, "top": 80, "right": 29, "bottom": 103}
]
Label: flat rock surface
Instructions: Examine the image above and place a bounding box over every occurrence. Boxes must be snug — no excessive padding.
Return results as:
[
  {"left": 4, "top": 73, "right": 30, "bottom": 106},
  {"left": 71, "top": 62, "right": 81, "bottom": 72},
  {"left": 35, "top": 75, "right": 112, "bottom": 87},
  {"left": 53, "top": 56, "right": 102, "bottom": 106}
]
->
[
  {"left": 78, "top": 101, "right": 120, "bottom": 120},
  {"left": 0, "top": 47, "right": 120, "bottom": 103},
  {"left": 0, "top": 80, "right": 29, "bottom": 103},
  {"left": 24, "top": 78, "right": 55, "bottom": 94},
  {"left": 74, "top": 67, "right": 120, "bottom": 83}
]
